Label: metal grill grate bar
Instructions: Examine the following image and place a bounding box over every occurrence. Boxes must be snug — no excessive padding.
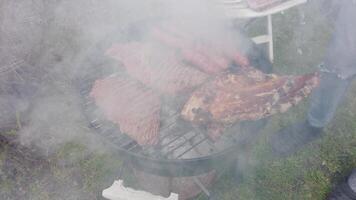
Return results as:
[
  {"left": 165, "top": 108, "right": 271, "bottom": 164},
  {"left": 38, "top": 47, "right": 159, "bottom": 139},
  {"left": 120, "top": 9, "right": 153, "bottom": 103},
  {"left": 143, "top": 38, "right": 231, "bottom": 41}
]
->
[
  {"left": 160, "top": 130, "right": 191, "bottom": 148},
  {"left": 164, "top": 132, "right": 200, "bottom": 156},
  {"left": 175, "top": 137, "right": 209, "bottom": 159}
]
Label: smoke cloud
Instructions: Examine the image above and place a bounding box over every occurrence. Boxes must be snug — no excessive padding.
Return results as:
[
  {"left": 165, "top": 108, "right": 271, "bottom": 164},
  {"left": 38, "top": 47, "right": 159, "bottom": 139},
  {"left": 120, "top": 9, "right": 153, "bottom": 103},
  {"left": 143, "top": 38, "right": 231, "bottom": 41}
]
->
[
  {"left": 0, "top": 0, "right": 337, "bottom": 198},
  {"left": 0, "top": 0, "right": 254, "bottom": 153}
]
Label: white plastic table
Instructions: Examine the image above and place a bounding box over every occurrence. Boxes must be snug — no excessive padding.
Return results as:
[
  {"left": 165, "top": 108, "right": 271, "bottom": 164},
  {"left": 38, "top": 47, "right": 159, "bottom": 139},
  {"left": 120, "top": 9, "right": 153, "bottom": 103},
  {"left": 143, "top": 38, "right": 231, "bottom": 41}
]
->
[{"left": 221, "top": 0, "right": 307, "bottom": 62}]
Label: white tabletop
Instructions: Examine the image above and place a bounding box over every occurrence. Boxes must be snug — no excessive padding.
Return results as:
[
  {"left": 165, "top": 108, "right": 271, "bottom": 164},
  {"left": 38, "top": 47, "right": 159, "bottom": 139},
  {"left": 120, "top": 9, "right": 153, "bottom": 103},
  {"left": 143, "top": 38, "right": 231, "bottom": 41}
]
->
[{"left": 223, "top": 0, "right": 307, "bottom": 18}]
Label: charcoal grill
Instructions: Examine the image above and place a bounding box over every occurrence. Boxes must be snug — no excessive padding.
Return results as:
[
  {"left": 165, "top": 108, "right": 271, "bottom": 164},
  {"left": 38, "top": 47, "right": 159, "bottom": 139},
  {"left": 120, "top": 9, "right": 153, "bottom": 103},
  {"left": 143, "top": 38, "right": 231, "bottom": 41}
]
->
[
  {"left": 75, "top": 24, "right": 271, "bottom": 198},
  {"left": 78, "top": 71, "right": 241, "bottom": 177},
  {"left": 78, "top": 74, "right": 244, "bottom": 199}
]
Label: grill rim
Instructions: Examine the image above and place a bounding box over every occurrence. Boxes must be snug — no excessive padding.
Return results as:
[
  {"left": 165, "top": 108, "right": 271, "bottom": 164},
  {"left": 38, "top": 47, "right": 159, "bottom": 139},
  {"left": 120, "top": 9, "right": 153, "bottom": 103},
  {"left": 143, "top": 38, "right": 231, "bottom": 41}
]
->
[
  {"left": 75, "top": 37, "right": 248, "bottom": 177},
  {"left": 78, "top": 83, "right": 241, "bottom": 177}
]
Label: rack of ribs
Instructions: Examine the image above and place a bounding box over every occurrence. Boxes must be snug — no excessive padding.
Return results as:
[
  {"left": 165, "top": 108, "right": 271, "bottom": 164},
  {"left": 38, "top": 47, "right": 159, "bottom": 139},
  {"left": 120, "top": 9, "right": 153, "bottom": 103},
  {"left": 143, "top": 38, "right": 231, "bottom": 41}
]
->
[
  {"left": 106, "top": 42, "right": 208, "bottom": 95},
  {"left": 181, "top": 67, "right": 319, "bottom": 140},
  {"left": 90, "top": 75, "right": 161, "bottom": 146}
]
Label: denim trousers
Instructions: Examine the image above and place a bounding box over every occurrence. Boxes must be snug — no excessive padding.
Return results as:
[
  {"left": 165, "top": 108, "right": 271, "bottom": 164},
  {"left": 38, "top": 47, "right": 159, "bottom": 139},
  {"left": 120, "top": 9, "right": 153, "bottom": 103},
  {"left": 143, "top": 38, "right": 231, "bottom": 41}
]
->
[{"left": 307, "top": 72, "right": 354, "bottom": 128}]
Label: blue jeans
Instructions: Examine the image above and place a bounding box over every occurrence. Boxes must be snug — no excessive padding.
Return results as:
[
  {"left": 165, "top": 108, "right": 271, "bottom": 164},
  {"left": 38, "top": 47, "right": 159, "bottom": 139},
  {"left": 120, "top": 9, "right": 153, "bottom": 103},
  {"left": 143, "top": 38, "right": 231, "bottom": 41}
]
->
[{"left": 307, "top": 72, "right": 353, "bottom": 128}]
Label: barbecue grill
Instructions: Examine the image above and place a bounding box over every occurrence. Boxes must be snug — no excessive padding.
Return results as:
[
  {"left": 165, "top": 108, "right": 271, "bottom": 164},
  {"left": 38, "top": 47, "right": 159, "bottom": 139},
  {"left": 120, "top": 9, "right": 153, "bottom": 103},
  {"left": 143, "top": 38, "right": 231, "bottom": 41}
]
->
[
  {"left": 78, "top": 69, "right": 242, "bottom": 177},
  {"left": 75, "top": 41, "right": 268, "bottom": 199},
  {"left": 74, "top": 17, "right": 278, "bottom": 198}
]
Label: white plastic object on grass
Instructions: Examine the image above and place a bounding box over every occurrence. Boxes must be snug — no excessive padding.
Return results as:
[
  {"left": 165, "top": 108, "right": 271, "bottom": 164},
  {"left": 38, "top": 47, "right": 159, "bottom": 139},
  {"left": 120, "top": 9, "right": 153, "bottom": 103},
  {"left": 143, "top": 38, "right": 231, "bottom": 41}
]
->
[{"left": 102, "top": 180, "right": 179, "bottom": 200}]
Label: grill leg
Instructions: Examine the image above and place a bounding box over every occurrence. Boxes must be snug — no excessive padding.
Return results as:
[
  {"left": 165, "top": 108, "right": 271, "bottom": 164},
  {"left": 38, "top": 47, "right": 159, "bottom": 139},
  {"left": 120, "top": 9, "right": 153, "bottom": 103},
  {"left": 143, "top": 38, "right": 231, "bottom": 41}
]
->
[
  {"left": 117, "top": 160, "right": 127, "bottom": 179},
  {"left": 193, "top": 177, "right": 211, "bottom": 198}
]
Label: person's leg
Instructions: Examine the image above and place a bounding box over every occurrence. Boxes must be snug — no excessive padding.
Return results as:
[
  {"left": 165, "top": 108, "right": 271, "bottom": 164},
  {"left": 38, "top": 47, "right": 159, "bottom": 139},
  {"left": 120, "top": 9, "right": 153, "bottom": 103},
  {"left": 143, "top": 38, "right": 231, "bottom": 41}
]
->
[
  {"left": 307, "top": 72, "right": 353, "bottom": 128},
  {"left": 270, "top": 72, "right": 353, "bottom": 157}
]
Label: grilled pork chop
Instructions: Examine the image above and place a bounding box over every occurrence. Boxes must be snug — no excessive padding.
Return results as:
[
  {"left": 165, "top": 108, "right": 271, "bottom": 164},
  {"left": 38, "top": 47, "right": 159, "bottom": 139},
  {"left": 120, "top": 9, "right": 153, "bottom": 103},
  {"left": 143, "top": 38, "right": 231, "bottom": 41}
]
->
[
  {"left": 90, "top": 75, "right": 161, "bottom": 146},
  {"left": 106, "top": 42, "right": 208, "bottom": 95},
  {"left": 181, "top": 67, "right": 319, "bottom": 139}
]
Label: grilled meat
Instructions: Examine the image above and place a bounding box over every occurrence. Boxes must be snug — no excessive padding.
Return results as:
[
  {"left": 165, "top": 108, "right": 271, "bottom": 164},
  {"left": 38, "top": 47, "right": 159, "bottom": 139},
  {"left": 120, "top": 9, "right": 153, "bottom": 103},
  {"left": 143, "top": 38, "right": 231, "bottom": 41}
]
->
[
  {"left": 90, "top": 75, "right": 161, "bottom": 146},
  {"left": 151, "top": 27, "right": 249, "bottom": 74},
  {"left": 181, "top": 67, "right": 319, "bottom": 138},
  {"left": 107, "top": 42, "right": 208, "bottom": 95}
]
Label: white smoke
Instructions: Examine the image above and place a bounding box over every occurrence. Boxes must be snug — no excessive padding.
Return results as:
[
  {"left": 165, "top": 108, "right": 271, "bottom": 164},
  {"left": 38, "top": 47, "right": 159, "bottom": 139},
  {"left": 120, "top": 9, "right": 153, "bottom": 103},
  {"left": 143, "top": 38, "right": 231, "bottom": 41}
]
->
[{"left": 0, "top": 0, "right": 267, "bottom": 198}]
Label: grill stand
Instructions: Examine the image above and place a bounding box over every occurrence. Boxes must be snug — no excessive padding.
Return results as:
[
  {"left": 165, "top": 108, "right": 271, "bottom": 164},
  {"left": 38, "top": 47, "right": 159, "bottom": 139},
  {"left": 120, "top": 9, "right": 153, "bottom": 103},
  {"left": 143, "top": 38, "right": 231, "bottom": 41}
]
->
[{"left": 101, "top": 150, "right": 239, "bottom": 200}]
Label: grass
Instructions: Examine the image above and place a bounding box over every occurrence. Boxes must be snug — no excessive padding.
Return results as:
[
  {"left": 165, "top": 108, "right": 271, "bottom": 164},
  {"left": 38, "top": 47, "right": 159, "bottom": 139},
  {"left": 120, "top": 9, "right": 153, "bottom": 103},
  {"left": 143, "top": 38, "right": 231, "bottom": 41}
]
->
[
  {"left": 0, "top": 133, "right": 123, "bottom": 199},
  {"left": 48, "top": 141, "right": 123, "bottom": 199}
]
